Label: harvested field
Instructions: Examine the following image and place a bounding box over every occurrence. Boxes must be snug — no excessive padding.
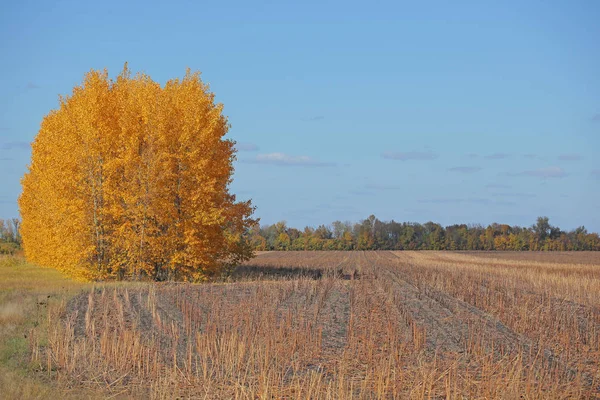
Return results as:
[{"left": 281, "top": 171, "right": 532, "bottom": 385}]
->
[
  {"left": 34, "top": 251, "right": 600, "bottom": 398},
  {"left": 456, "top": 250, "right": 600, "bottom": 265}
]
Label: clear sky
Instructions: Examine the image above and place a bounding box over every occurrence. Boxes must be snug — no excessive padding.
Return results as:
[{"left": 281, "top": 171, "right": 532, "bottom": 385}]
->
[{"left": 1, "top": 0, "right": 599, "bottom": 232}]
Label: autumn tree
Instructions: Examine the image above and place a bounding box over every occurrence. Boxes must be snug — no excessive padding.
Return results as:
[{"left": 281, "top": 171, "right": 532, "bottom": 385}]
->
[{"left": 19, "top": 65, "right": 256, "bottom": 281}]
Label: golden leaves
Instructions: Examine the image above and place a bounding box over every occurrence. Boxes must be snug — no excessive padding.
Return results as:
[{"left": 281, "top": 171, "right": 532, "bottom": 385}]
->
[{"left": 19, "top": 65, "right": 257, "bottom": 281}]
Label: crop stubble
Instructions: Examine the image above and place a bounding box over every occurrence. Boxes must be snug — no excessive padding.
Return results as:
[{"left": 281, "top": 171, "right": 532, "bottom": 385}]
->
[{"left": 34, "top": 251, "right": 600, "bottom": 398}]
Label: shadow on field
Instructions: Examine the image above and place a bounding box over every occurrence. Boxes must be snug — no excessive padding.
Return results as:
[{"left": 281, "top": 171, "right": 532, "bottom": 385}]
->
[{"left": 230, "top": 265, "right": 359, "bottom": 281}]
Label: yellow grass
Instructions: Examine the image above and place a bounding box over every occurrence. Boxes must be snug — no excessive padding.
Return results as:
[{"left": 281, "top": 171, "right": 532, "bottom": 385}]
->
[
  {"left": 0, "top": 255, "right": 96, "bottom": 399},
  {"left": 3, "top": 252, "right": 600, "bottom": 398}
]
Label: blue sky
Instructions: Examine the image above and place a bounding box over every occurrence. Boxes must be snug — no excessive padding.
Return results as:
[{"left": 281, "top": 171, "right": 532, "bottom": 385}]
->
[{"left": 1, "top": 0, "right": 599, "bottom": 231}]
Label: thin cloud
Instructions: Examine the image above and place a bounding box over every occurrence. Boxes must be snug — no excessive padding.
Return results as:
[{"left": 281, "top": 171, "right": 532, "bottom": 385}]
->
[
  {"left": 349, "top": 190, "right": 374, "bottom": 196},
  {"left": 494, "top": 200, "right": 519, "bottom": 207},
  {"left": 246, "top": 152, "right": 334, "bottom": 167},
  {"left": 485, "top": 153, "right": 510, "bottom": 160},
  {"left": 302, "top": 115, "right": 325, "bottom": 121},
  {"left": 558, "top": 154, "right": 583, "bottom": 161},
  {"left": 418, "top": 198, "right": 464, "bottom": 204},
  {"left": 418, "top": 197, "right": 515, "bottom": 206},
  {"left": 0, "top": 195, "right": 16, "bottom": 204},
  {"left": 382, "top": 151, "right": 438, "bottom": 161},
  {"left": 0, "top": 141, "right": 30, "bottom": 150},
  {"left": 365, "top": 183, "right": 402, "bottom": 191},
  {"left": 510, "top": 166, "right": 567, "bottom": 178},
  {"left": 485, "top": 184, "right": 511, "bottom": 189},
  {"left": 490, "top": 192, "right": 536, "bottom": 199},
  {"left": 523, "top": 154, "right": 538, "bottom": 159},
  {"left": 315, "top": 203, "right": 358, "bottom": 213},
  {"left": 447, "top": 166, "right": 482, "bottom": 173},
  {"left": 235, "top": 142, "right": 259, "bottom": 152},
  {"left": 465, "top": 198, "right": 492, "bottom": 205},
  {"left": 465, "top": 153, "right": 479, "bottom": 159}
]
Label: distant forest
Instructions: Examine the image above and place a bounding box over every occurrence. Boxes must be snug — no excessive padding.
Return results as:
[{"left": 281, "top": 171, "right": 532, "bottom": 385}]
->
[
  {"left": 249, "top": 216, "right": 600, "bottom": 251},
  {"left": 0, "top": 218, "right": 20, "bottom": 254},
  {"left": 3, "top": 216, "right": 600, "bottom": 255}
]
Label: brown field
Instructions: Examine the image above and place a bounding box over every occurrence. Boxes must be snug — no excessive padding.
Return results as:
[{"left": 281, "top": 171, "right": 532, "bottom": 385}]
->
[
  {"left": 16, "top": 251, "right": 600, "bottom": 398},
  {"left": 455, "top": 250, "right": 600, "bottom": 265}
]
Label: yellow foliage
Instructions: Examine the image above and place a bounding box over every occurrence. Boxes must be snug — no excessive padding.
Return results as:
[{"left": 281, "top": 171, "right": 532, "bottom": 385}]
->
[{"left": 19, "top": 65, "right": 257, "bottom": 281}]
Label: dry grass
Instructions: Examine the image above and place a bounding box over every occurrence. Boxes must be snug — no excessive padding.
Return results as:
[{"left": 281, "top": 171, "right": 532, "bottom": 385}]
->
[
  {"left": 0, "top": 255, "right": 93, "bottom": 398},
  {"left": 457, "top": 250, "right": 600, "bottom": 265},
  {"left": 24, "top": 251, "right": 600, "bottom": 399},
  {"left": 0, "top": 255, "right": 140, "bottom": 399}
]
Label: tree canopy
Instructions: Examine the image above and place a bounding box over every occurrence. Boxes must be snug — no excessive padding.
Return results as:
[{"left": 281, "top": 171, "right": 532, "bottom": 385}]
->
[
  {"left": 250, "top": 216, "right": 600, "bottom": 251},
  {"left": 19, "top": 66, "right": 256, "bottom": 281}
]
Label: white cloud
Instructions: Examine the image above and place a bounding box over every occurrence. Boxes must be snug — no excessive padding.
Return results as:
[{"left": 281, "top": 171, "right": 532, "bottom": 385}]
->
[
  {"left": 302, "top": 115, "right": 325, "bottom": 121},
  {"left": 235, "top": 142, "right": 259, "bottom": 152},
  {"left": 485, "top": 153, "right": 510, "bottom": 160},
  {"left": 448, "top": 166, "right": 482, "bottom": 173},
  {"left": 247, "top": 152, "right": 334, "bottom": 167},
  {"left": 510, "top": 166, "right": 567, "bottom": 178},
  {"left": 558, "top": 154, "right": 583, "bottom": 161},
  {"left": 381, "top": 151, "right": 438, "bottom": 161}
]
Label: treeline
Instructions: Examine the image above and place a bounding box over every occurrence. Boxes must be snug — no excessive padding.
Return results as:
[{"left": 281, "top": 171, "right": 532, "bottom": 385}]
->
[
  {"left": 249, "top": 216, "right": 600, "bottom": 251},
  {"left": 0, "top": 218, "right": 21, "bottom": 254}
]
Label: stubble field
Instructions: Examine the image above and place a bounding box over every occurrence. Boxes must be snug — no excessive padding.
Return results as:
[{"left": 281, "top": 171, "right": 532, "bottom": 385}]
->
[{"left": 7, "top": 251, "right": 600, "bottom": 399}]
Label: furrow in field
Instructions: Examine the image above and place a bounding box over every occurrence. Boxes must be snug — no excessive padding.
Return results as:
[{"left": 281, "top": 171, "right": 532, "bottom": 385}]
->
[{"left": 384, "top": 251, "right": 597, "bottom": 384}]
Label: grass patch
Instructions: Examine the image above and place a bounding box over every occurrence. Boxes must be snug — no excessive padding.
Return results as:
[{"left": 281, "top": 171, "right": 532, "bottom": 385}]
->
[{"left": 0, "top": 255, "right": 90, "bottom": 399}]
